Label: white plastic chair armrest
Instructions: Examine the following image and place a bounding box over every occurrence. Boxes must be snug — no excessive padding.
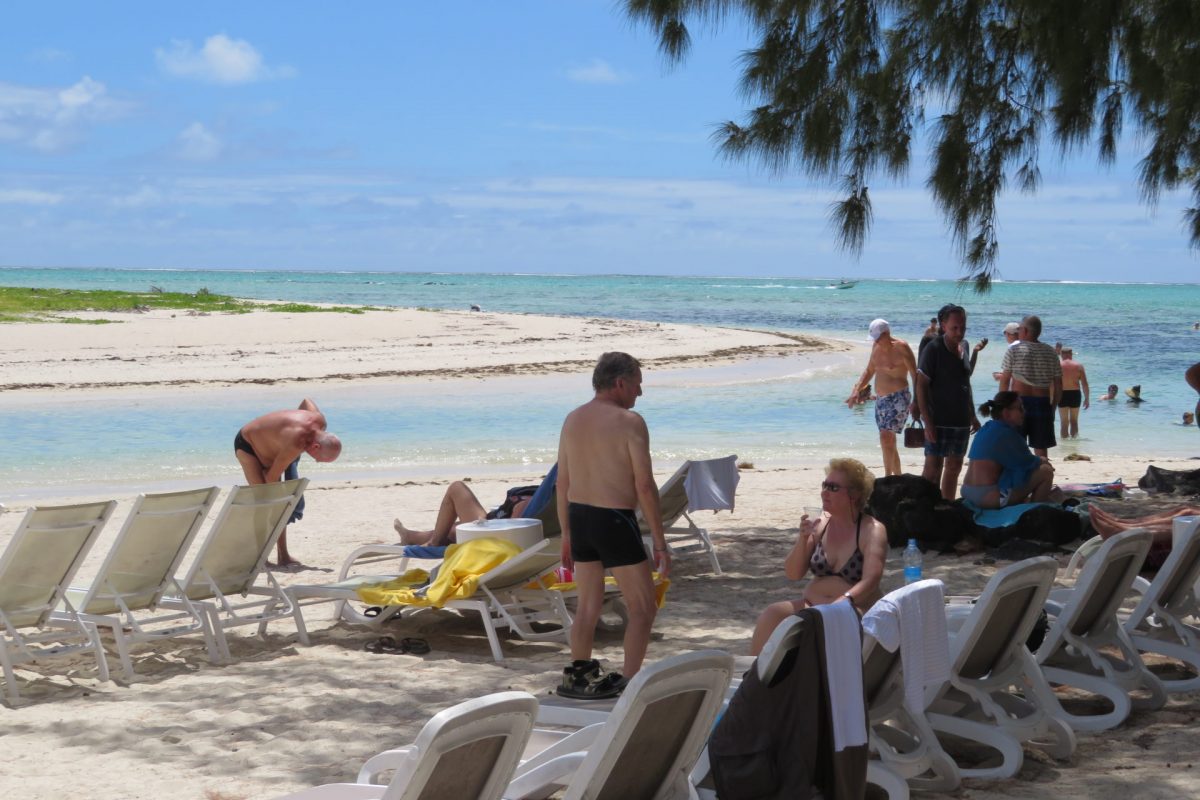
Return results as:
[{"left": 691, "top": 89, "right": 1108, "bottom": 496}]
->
[
  {"left": 1129, "top": 575, "right": 1152, "bottom": 596},
  {"left": 504, "top": 752, "right": 587, "bottom": 799},
  {"left": 356, "top": 746, "right": 417, "bottom": 784},
  {"left": 518, "top": 723, "right": 604, "bottom": 774},
  {"left": 1064, "top": 534, "right": 1103, "bottom": 581}
]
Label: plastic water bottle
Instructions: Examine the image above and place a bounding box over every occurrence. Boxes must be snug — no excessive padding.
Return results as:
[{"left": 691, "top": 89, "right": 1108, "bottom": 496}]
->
[{"left": 903, "top": 539, "right": 923, "bottom": 584}]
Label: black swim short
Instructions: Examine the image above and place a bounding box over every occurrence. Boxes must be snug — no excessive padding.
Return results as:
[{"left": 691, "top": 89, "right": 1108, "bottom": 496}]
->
[
  {"left": 1021, "top": 396, "right": 1057, "bottom": 450},
  {"left": 567, "top": 503, "right": 647, "bottom": 568},
  {"left": 234, "top": 429, "right": 258, "bottom": 458},
  {"left": 1059, "top": 390, "right": 1082, "bottom": 409}
]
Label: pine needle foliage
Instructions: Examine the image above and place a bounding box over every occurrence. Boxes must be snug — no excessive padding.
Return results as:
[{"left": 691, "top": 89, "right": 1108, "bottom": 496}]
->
[{"left": 624, "top": 0, "right": 1200, "bottom": 291}]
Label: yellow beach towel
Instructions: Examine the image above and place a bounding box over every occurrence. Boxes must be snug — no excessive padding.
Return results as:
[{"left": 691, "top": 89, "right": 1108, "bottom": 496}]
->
[{"left": 356, "top": 537, "right": 523, "bottom": 607}]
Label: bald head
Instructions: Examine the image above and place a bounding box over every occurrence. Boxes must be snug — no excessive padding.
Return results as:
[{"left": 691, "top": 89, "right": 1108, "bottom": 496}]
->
[{"left": 309, "top": 432, "right": 342, "bottom": 463}]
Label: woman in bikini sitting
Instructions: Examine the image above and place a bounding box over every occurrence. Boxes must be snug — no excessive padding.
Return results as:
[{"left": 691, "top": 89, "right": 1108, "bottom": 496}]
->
[
  {"left": 960, "top": 391, "right": 1057, "bottom": 510},
  {"left": 749, "top": 457, "right": 889, "bottom": 655}
]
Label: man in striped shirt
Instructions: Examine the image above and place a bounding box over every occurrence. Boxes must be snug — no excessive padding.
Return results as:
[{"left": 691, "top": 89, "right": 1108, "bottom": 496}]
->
[{"left": 998, "top": 315, "right": 1063, "bottom": 456}]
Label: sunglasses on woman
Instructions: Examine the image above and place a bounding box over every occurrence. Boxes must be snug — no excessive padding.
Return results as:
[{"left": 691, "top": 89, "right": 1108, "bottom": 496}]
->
[{"left": 820, "top": 481, "right": 845, "bottom": 493}]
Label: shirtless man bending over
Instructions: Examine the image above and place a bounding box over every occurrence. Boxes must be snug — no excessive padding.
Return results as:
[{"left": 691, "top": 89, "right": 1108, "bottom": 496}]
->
[
  {"left": 848, "top": 319, "right": 917, "bottom": 476},
  {"left": 235, "top": 398, "right": 341, "bottom": 567},
  {"left": 556, "top": 352, "right": 668, "bottom": 699}
]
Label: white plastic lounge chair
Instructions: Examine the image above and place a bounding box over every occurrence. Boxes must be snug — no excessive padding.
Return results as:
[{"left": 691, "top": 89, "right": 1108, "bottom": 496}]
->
[
  {"left": 1120, "top": 516, "right": 1200, "bottom": 694},
  {"left": 927, "top": 557, "right": 1075, "bottom": 779},
  {"left": 288, "top": 538, "right": 570, "bottom": 661},
  {"left": 274, "top": 690, "right": 539, "bottom": 800},
  {"left": 1067, "top": 516, "right": 1200, "bottom": 696},
  {"left": 53, "top": 486, "right": 221, "bottom": 680},
  {"left": 1037, "top": 528, "right": 1167, "bottom": 731},
  {"left": 160, "top": 479, "right": 308, "bottom": 660},
  {"left": 0, "top": 499, "right": 116, "bottom": 704},
  {"left": 861, "top": 581, "right": 961, "bottom": 794},
  {"left": 638, "top": 456, "right": 739, "bottom": 575},
  {"left": 506, "top": 649, "right": 733, "bottom": 800}
]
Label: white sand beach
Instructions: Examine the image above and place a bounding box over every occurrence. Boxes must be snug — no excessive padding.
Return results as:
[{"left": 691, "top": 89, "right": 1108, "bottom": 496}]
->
[{"left": 2, "top": 307, "right": 1199, "bottom": 799}]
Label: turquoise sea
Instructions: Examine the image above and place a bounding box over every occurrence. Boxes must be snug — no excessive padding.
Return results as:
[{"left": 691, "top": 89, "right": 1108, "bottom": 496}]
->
[{"left": 1, "top": 267, "right": 1197, "bottom": 498}]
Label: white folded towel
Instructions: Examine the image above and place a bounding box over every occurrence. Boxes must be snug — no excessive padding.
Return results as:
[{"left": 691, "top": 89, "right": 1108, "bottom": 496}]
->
[{"left": 862, "top": 578, "right": 950, "bottom": 712}]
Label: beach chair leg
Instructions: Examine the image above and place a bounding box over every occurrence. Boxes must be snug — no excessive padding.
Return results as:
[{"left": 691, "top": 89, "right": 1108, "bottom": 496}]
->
[
  {"left": 926, "top": 711, "right": 1024, "bottom": 779},
  {"left": 0, "top": 648, "right": 21, "bottom": 704},
  {"left": 292, "top": 605, "right": 312, "bottom": 646},
  {"left": 86, "top": 625, "right": 110, "bottom": 683},
  {"left": 107, "top": 624, "right": 136, "bottom": 681},
  {"left": 868, "top": 760, "right": 911, "bottom": 800},
  {"left": 1040, "top": 666, "right": 1132, "bottom": 732},
  {"left": 203, "top": 606, "right": 232, "bottom": 662}
]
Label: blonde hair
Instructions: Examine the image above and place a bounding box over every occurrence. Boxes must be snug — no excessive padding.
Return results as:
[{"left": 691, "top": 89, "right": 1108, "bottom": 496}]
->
[{"left": 826, "top": 457, "right": 875, "bottom": 511}]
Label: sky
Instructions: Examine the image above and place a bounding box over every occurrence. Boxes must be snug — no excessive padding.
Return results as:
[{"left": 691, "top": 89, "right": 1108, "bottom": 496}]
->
[{"left": 0, "top": 2, "right": 1195, "bottom": 282}]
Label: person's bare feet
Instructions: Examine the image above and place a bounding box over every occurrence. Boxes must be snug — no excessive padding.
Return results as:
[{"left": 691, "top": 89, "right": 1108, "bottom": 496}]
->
[{"left": 393, "top": 518, "right": 428, "bottom": 545}]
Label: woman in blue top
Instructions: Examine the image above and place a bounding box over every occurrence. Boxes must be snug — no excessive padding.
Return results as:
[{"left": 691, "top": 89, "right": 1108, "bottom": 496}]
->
[{"left": 961, "top": 391, "right": 1056, "bottom": 508}]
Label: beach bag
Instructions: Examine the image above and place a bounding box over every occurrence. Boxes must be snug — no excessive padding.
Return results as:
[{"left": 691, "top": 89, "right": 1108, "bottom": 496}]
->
[{"left": 903, "top": 420, "right": 925, "bottom": 449}]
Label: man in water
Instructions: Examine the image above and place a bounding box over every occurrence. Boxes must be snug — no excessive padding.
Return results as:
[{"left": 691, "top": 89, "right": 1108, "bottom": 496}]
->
[
  {"left": 999, "top": 315, "right": 1063, "bottom": 457},
  {"left": 556, "top": 352, "right": 668, "bottom": 698},
  {"left": 1058, "top": 346, "right": 1090, "bottom": 439},
  {"left": 235, "top": 398, "right": 342, "bottom": 567},
  {"left": 916, "top": 305, "right": 980, "bottom": 500},
  {"left": 1099, "top": 384, "right": 1119, "bottom": 401},
  {"left": 1188, "top": 363, "right": 1200, "bottom": 429},
  {"left": 848, "top": 319, "right": 917, "bottom": 477}
]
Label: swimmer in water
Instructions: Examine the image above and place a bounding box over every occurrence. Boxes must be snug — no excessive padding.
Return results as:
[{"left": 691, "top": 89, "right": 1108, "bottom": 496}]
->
[{"left": 1098, "top": 384, "right": 1119, "bottom": 401}]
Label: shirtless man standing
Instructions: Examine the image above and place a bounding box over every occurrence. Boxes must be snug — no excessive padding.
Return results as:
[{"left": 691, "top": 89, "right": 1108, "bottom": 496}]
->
[
  {"left": 556, "top": 352, "right": 668, "bottom": 699},
  {"left": 999, "top": 315, "right": 1062, "bottom": 457},
  {"left": 235, "top": 398, "right": 342, "bottom": 567},
  {"left": 1188, "top": 362, "right": 1200, "bottom": 432},
  {"left": 1058, "top": 347, "right": 1090, "bottom": 439},
  {"left": 848, "top": 319, "right": 917, "bottom": 476}
]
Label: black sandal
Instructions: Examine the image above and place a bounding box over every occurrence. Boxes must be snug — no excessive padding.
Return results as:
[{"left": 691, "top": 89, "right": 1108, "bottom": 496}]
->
[
  {"left": 363, "top": 635, "right": 431, "bottom": 655},
  {"left": 556, "top": 661, "right": 626, "bottom": 699}
]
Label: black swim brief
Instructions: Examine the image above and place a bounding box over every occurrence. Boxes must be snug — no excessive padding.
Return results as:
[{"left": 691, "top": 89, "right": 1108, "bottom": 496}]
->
[
  {"left": 1059, "top": 389, "right": 1082, "bottom": 409},
  {"left": 567, "top": 503, "right": 647, "bottom": 569},
  {"left": 234, "top": 429, "right": 258, "bottom": 458}
]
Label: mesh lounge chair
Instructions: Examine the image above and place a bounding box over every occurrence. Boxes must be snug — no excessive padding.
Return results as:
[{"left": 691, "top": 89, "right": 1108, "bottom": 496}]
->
[
  {"left": 159, "top": 479, "right": 308, "bottom": 660},
  {"left": 1037, "top": 528, "right": 1168, "bottom": 731},
  {"left": 53, "top": 486, "right": 221, "bottom": 680},
  {"left": 637, "top": 456, "right": 739, "bottom": 575},
  {"left": 287, "top": 538, "right": 570, "bottom": 661},
  {"left": 0, "top": 499, "right": 116, "bottom": 704},
  {"left": 274, "top": 691, "right": 539, "bottom": 800},
  {"left": 928, "top": 557, "right": 1075, "bottom": 779},
  {"left": 506, "top": 649, "right": 734, "bottom": 800}
]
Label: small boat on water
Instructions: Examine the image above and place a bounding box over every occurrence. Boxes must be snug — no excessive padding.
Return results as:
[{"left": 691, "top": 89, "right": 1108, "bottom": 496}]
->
[{"left": 831, "top": 279, "right": 858, "bottom": 289}]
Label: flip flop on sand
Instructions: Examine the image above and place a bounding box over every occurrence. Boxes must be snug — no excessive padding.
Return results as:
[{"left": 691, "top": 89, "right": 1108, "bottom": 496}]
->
[{"left": 363, "top": 636, "right": 431, "bottom": 655}]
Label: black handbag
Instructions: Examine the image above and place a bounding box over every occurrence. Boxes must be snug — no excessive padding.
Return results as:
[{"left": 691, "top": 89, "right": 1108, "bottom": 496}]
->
[{"left": 903, "top": 419, "right": 925, "bottom": 448}]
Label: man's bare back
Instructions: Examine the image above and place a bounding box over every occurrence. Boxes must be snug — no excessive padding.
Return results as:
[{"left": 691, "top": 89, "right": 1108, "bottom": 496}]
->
[
  {"left": 1061, "top": 358, "right": 1085, "bottom": 390},
  {"left": 240, "top": 409, "right": 328, "bottom": 483},
  {"left": 559, "top": 400, "right": 645, "bottom": 510}
]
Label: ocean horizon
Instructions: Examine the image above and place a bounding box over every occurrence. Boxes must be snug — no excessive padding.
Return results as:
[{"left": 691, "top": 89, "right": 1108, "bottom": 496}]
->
[{"left": 2, "top": 267, "right": 1197, "bottom": 498}]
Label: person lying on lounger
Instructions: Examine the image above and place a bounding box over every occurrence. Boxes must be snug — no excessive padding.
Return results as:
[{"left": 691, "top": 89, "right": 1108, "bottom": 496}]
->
[
  {"left": 1087, "top": 504, "right": 1200, "bottom": 545},
  {"left": 749, "top": 457, "right": 888, "bottom": 655},
  {"left": 960, "top": 391, "right": 1058, "bottom": 509},
  {"left": 393, "top": 468, "right": 553, "bottom": 546}
]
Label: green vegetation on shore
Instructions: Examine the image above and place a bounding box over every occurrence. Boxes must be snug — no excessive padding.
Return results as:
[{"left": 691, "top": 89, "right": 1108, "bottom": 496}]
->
[{"left": 0, "top": 286, "right": 373, "bottom": 323}]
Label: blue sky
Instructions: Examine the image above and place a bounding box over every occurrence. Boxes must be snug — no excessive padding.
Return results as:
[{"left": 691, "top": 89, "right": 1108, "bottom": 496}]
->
[{"left": 1, "top": 2, "right": 1194, "bottom": 282}]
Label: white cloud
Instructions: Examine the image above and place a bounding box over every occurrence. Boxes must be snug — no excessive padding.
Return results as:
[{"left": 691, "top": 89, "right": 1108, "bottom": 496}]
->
[
  {"left": 0, "top": 189, "right": 63, "bottom": 205},
  {"left": 566, "top": 59, "right": 629, "bottom": 85},
  {"left": 177, "top": 122, "right": 223, "bottom": 161},
  {"left": 155, "top": 34, "right": 295, "bottom": 84},
  {"left": 0, "top": 76, "right": 126, "bottom": 152}
]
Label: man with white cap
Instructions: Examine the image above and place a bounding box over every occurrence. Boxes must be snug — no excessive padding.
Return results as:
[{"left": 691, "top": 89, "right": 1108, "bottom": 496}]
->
[{"left": 848, "top": 319, "right": 917, "bottom": 476}]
